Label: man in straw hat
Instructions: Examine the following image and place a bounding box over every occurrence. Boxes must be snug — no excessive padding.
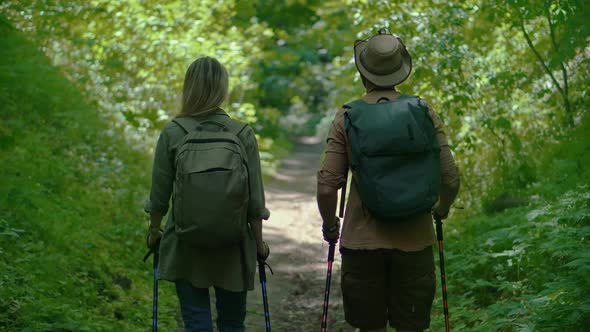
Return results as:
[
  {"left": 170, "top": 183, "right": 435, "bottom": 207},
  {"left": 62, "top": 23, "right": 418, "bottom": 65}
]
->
[{"left": 316, "top": 29, "right": 460, "bottom": 332}]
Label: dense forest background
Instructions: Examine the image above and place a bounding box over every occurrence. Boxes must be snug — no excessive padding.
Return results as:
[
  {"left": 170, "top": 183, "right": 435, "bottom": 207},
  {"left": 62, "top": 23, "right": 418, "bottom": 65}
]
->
[{"left": 1, "top": 0, "right": 589, "bottom": 331}]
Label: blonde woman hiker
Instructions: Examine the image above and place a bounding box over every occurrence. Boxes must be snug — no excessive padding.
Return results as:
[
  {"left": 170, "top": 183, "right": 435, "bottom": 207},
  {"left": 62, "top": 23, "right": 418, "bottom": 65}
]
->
[
  {"left": 146, "top": 56, "right": 270, "bottom": 332},
  {"left": 317, "top": 29, "right": 460, "bottom": 332}
]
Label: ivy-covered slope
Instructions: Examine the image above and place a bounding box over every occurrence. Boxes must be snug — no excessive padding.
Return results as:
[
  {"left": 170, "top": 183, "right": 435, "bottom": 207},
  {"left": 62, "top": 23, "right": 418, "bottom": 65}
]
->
[
  {"left": 0, "top": 20, "right": 177, "bottom": 331},
  {"left": 428, "top": 118, "right": 590, "bottom": 331}
]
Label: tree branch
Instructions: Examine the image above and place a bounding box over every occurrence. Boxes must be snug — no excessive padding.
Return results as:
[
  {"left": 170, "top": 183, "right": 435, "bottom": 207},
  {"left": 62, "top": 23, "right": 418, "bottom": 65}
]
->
[
  {"left": 546, "top": 4, "right": 569, "bottom": 94},
  {"left": 546, "top": 4, "right": 559, "bottom": 52},
  {"left": 519, "top": 22, "right": 565, "bottom": 98},
  {"left": 545, "top": 5, "right": 573, "bottom": 126}
]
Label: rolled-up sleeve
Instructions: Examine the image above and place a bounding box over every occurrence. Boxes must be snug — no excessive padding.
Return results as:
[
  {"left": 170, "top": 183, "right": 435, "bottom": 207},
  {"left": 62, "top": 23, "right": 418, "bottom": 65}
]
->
[
  {"left": 149, "top": 131, "right": 174, "bottom": 214},
  {"left": 428, "top": 107, "right": 460, "bottom": 209},
  {"left": 241, "top": 126, "right": 270, "bottom": 222},
  {"left": 317, "top": 109, "right": 348, "bottom": 189}
]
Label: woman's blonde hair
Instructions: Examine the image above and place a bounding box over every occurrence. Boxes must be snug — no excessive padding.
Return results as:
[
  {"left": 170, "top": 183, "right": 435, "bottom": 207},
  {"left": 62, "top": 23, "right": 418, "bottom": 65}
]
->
[{"left": 177, "top": 56, "right": 229, "bottom": 118}]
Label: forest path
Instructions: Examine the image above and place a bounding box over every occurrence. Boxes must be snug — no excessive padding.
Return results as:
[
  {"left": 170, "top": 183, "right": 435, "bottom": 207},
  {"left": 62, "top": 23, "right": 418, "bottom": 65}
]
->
[{"left": 244, "top": 136, "right": 352, "bottom": 331}]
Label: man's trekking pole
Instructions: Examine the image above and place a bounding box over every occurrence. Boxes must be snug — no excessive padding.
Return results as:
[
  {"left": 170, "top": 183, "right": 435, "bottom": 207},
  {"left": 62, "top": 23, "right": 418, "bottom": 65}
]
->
[
  {"left": 321, "top": 179, "right": 347, "bottom": 332},
  {"left": 435, "top": 217, "right": 450, "bottom": 332},
  {"left": 258, "top": 259, "right": 272, "bottom": 332},
  {"left": 321, "top": 240, "right": 336, "bottom": 332}
]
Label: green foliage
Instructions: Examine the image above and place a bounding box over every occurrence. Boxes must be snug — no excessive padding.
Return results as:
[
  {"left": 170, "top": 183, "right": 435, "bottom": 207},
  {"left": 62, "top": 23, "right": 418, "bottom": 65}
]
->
[
  {"left": 431, "top": 188, "right": 590, "bottom": 331},
  {"left": 232, "top": 0, "right": 350, "bottom": 116},
  {"left": 1, "top": 0, "right": 589, "bottom": 330},
  {"left": 0, "top": 20, "right": 183, "bottom": 330},
  {"left": 1, "top": 0, "right": 290, "bottom": 163},
  {"left": 3, "top": 0, "right": 589, "bottom": 208},
  {"left": 428, "top": 117, "right": 590, "bottom": 331}
]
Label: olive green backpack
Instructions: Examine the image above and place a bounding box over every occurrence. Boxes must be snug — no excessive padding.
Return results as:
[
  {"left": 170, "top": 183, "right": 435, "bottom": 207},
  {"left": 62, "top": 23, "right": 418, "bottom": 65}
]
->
[
  {"left": 172, "top": 115, "right": 249, "bottom": 248},
  {"left": 344, "top": 95, "right": 441, "bottom": 221}
]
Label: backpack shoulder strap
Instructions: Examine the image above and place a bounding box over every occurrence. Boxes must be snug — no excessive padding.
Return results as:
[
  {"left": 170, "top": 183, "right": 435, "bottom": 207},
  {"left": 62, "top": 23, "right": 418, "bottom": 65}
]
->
[
  {"left": 221, "top": 118, "right": 248, "bottom": 137},
  {"left": 393, "top": 94, "right": 430, "bottom": 116},
  {"left": 172, "top": 117, "right": 200, "bottom": 135},
  {"left": 397, "top": 94, "right": 427, "bottom": 108},
  {"left": 396, "top": 93, "right": 416, "bottom": 100}
]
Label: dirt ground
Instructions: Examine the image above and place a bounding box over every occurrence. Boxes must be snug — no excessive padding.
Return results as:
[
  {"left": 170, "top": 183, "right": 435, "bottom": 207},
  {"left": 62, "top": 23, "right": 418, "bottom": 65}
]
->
[{"left": 244, "top": 136, "right": 355, "bottom": 332}]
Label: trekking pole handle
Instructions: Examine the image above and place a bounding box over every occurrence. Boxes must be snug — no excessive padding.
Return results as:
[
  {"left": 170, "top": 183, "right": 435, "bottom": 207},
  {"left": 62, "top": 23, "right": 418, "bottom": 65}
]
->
[
  {"left": 258, "top": 259, "right": 266, "bottom": 282},
  {"left": 435, "top": 216, "right": 444, "bottom": 241},
  {"left": 327, "top": 240, "right": 336, "bottom": 262},
  {"left": 339, "top": 179, "right": 347, "bottom": 219},
  {"left": 143, "top": 239, "right": 162, "bottom": 263},
  {"left": 258, "top": 260, "right": 274, "bottom": 281}
]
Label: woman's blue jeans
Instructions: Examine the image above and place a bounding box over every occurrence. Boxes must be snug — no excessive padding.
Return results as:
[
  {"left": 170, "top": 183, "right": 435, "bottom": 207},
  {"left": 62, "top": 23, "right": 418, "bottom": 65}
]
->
[{"left": 175, "top": 280, "right": 247, "bottom": 332}]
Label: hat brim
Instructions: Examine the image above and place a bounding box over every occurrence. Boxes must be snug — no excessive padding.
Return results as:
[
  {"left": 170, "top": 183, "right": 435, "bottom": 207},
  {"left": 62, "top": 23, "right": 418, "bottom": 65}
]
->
[{"left": 354, "top": 39, "right": 412, "bottom": 88}]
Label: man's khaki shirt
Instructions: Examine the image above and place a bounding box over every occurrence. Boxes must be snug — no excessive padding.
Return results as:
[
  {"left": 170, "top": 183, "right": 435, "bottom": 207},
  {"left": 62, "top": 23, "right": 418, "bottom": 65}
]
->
[{"left": 317, "top": 90, "right": 460, "bottom": 252}]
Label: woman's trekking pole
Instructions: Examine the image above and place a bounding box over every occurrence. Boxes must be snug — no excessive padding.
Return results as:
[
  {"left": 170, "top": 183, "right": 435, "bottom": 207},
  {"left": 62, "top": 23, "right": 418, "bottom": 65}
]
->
[
  {"left": 435, "top": 217, "right": 450, "bottom": 332},
  {"left": 258, "top": 259, "right": 272, "bottom": 332},
  {"left": 152, "top": 249, "right": 159, "bottom": 332},
  {"left": 143, "top": 244, "right": 160, "bottom": 332}
]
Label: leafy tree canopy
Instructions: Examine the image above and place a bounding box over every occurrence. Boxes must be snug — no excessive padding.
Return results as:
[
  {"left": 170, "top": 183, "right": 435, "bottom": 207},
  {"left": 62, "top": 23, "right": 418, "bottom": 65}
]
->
[{"left": 2, "top": 0, "right": 589, "bottom": 206}]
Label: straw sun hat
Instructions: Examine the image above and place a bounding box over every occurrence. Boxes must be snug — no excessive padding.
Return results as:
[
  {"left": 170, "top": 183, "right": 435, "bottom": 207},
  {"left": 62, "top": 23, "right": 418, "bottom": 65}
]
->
[{"left": 354, "top": 28, "right": 413, "bottom": 87}]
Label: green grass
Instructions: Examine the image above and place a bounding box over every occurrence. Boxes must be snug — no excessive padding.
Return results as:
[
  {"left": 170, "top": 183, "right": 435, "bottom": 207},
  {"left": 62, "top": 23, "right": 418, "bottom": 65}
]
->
[{"left": 0, "top": 20, "right": 182, "bottom": 331}]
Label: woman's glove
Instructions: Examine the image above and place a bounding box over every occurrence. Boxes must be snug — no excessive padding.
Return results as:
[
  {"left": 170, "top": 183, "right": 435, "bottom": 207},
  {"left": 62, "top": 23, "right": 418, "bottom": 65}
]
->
[
  {"left": 146, "top": 226, "right": 162, "bottom": 249},
  {"left": 257, "top": 241, "right": 270, "bottom": 262}
]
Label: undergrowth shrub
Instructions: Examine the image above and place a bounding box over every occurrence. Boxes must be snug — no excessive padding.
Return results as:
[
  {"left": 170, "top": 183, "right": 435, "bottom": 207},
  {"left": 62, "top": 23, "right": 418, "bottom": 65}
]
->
[{"left": 428, "top": 116, "right": 590, "bottom": 331}]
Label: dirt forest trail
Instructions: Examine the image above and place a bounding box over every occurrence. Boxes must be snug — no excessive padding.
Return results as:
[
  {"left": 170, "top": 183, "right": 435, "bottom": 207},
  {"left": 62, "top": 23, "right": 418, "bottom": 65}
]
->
[{"left": 244, "top": 136, "right": 353, "bottom": 332}]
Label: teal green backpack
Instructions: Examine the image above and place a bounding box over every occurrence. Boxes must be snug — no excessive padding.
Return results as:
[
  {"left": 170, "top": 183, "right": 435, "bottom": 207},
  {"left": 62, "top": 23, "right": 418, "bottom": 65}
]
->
[
  {"left": 344, "top": 95, "right": 441, "bottom": 221},
  {"left": 172, "top": 115, "right": 249, "bottom": 248}
]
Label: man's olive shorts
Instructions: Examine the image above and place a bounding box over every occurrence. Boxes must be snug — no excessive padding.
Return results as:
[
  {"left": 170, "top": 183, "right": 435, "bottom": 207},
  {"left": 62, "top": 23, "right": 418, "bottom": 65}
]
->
[{"left": 340, "top": 246, "right": 435, "bottom": 331}]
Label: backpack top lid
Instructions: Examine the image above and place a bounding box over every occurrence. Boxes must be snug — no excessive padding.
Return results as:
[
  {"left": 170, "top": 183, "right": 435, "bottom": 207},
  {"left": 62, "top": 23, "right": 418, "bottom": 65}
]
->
[
  {"left": 173, "top": 111, "right": 247, "bottom": 137},
  {"left": 344, "top": 94, "right": 439, "bottom": 159}
]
